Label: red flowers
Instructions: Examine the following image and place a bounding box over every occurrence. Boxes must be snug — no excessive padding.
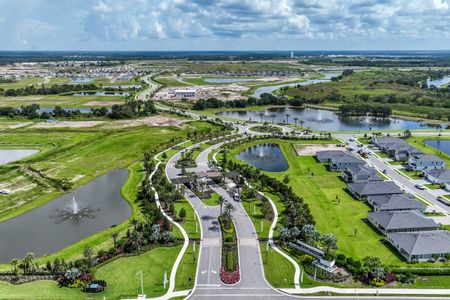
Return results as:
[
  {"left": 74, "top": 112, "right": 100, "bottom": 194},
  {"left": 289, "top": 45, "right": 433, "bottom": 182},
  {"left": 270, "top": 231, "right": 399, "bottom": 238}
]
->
[{"left": 220, "top": 266, "right": 240, "bottom": 284}]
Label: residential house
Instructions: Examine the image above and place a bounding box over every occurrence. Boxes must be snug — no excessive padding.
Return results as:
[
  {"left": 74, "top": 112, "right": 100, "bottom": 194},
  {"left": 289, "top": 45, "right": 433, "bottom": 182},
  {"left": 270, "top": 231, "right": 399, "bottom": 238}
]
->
[
  {"left": 342, "top": 165, "right": 383, "bottom": 183},
  {"left": 372, "top": 137, "right": 421, "bottom": 161},
  {"left": 347, "top": 181, "right": 403, "bottom": 200},
  {"left": 368, "top": 210, "right": 439, "bottom": 234},
  {"left": 407, "top": 154, "right": 445, "bottom": 171},
  {"left": 316, "top": 150, "right": 365, "bottom": 171},
  {"left": 367, "top": 194, "right": 426, "bottom": 212},
  {"left": 423, "top": 169, "right": 450, "bottom": 184},
  {"left": 387, "top": 230, "right": 450, "bottom": 261}
]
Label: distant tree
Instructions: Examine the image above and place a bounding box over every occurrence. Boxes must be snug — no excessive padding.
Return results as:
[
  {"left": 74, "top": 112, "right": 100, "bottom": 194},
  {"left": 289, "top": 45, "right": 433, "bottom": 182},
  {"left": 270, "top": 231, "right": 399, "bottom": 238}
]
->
[{"left": 179, "top": 207, "right": 187, "bottom": 220}]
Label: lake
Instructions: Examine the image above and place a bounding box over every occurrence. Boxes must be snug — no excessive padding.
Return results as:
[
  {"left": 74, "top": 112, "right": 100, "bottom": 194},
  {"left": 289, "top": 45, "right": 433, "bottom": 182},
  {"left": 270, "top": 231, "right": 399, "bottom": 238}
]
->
[
  {"left": 251, "top": 73, "right": 340, "bottom": 98},
  {"left": 73, "top": 91, "right": 130, "bottom": 97},
  {"left": 424, "top": 140, "right": 450, "bottom": 156},
  {"left": 0, "top": 169, "right": 131, "bottom": 262},
  {"left": 103, "top": 85, "right": 142, "bottom": 89},
  {"left": 236, "top": 143, "right": 288, "bottom": 172},
  {"left": 70, "top": 77, "right": 93, "bottom": 83},
  {"left": 0, "top": 149, "right": 39, "bottom": 164},
  {"left": 217, "top": 107, "right": 441, "bottom": 132},
  {"left": 427, "top": 75, "right": 450, "bottom": 88}
]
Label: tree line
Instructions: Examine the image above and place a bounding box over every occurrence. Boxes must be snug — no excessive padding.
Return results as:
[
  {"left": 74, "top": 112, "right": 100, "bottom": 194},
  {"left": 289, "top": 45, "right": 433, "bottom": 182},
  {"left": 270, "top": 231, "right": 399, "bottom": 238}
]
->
[
  {"left": 0, "top": 83, "right": 100, "bottom": 96},
  {"left": 338, "top": 103, "right": 392, "bottom": 117}
]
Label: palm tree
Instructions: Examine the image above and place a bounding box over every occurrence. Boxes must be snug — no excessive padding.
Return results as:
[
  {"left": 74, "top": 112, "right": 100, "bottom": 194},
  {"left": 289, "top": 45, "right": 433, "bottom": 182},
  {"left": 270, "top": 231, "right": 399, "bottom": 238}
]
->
[
  {"left": 259, "top": 112, "right": 264, "bottom": 123},
  {"left": 285, "top": 114, "right": 290, "bottom": 124},
  {"left": 277, "top": 226, "right": 290, "bottom": 244},
  {"left": 224, "top": 202, "right": 236, "bottom": 218},
  {"left": 112, "top": 232, "right": 119, "bottom": 249},
  {"left": 130, "top": 218, "right": 139, "bottom": 231},
  {"left": 271, "top": 114, "right": 276, "bottom": 124},
  {"left": 321, "top": 233, "right": 338, "bottom": 258},
  {"left": 10, "top": 258, "right": 18, "bottom": 274},
  {"left": 22, "top": 253, "right": 35, "bottom": 273},
  {"left": 217, "top": 196, "right": 225, "bottom": 215},
  {"left": 294, "top": 117, "right": 298, "bottom": 127},
  {"left": 299, "top": 120, "right": 304, "bottom": 128}
]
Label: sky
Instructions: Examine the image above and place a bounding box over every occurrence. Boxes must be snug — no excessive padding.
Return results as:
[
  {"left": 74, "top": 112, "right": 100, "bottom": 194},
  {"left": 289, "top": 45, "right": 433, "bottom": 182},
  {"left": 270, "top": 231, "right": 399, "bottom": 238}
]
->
[{"left": 0, "top": 0, "right": 450, "bottom": 51}]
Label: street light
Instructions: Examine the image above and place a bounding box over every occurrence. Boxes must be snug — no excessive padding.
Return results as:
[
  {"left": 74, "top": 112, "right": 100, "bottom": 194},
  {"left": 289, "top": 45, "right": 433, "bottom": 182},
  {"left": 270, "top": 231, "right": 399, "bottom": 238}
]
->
[{"left": 136, "top": 270, "right": 145, "bottom": 299}]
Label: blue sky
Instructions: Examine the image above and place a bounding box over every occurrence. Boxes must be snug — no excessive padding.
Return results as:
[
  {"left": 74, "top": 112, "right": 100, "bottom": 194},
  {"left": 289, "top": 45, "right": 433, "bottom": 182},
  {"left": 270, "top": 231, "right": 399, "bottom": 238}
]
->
[{"left": 1, "top": 0, "right": 450, "bottom": 51}]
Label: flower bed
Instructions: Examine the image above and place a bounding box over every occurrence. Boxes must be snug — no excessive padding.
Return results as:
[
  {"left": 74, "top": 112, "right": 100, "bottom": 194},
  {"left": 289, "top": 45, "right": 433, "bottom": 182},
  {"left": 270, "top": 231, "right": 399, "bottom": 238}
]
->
[
  {"left": 218, "top": 215, "right": 240, "bottom": 284},
  {"left": 220, "top": 266, "right": 240, "bottom": 284}
]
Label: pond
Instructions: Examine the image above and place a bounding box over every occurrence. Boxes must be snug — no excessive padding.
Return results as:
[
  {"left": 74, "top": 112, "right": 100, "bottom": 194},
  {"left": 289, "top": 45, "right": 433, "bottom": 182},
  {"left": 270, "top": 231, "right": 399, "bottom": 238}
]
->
[
  {"left": 251, "top": 73, "right": 340, "bottom": 98},
  {"left": 236, "top": 143, "right": 288, "bottom": 172},
  {"left": 424, "top": 140, "right": 450, "bottom": 156},
  {"left": 204, "top": 78, "right": 256, "bottom": 84},
  {"left": 218, "top": 107, "right": 442, "bottom": 132},
  {"left": 0, "top": 149, "right": 39, "bottom": 164},
  {"left": 70, "top": 77, "right": 93, "bottom": 83},
  {"left": 427, "top": 75, "right": 450, "bottom": 88},
  {"left": 0, "top": 169, "right": 131, "bottom": 262},
  {"left": 73, "top": 91, "right": 130, "bottom": 97},
  {"left": 103, "top": 85, "right": 142, "bottom": 89}
]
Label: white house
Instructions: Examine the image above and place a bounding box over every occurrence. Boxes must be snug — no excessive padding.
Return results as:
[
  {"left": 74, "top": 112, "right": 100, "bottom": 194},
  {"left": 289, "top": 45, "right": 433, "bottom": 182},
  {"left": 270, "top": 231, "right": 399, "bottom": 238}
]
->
[{"left": 175, "top": 89, "right": 196, "bottom": 98}]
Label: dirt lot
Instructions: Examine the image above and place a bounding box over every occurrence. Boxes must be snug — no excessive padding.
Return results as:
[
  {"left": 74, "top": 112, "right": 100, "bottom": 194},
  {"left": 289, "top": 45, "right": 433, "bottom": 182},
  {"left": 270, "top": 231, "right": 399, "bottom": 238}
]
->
[
  {"left": 294, "top": 143, "right": 343, "bottom": 156},
  {"left": 155, "top": 84, "right": 248, "bottom": 101},
  {"left": 32, "top": 121, "right": 105, "bottom": 128},
  {"left": 104, "top": 116, "right": 186, "bottom": 129}
]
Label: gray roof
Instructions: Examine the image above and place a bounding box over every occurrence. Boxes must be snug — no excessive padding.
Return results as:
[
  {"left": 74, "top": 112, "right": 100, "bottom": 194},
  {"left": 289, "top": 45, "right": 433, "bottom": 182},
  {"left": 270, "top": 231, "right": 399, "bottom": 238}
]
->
[
  {"left": 410, "top": 154, "right": 444, "bottom": 164},
  {"left": 388, "top": 230, "right": 450, "bottom": 256},
  {"left": 373, "top": 137, "right": 405, "bottom": 146},
  {"left": 346, "top": 165, "right": 378, "bottom": 176},
  {"left": 316, "top": 150, "right": 347, "bottom": 160},
  {"left": 424, "top": 169, "right": 450, "bottom": 180},
  {"left": 331, "top": 153, "right": 365, "bottom": 165},
  {"left": 369, "top": 211, "right": 438, "bottom": 230},
  {"left": 369, "top": 194, "right": 426, "bottom": 211},
  {"left": 348, "top": 181, "right": 403, "bottom": 196}
]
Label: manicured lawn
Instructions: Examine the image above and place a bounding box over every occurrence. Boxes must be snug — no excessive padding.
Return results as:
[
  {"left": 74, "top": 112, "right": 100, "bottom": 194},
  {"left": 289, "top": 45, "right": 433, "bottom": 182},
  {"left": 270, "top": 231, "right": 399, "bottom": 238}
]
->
[
  {"left": 230, "top": 139, "right": 403, "bottom": 265},
  {"left": 241, "top": 197, "right": 272, "bottom": 239},
  {"left": 388, "top": 160, "right": 405, "bottom": 165},
  {"left": 174, "top": 199, "right": 201, "bottom": 239},
  {"left": 154, "top": 76, "right": 192, "bottom": 87},
  {"left": 202, "top": 192, "right": 220, "bottom": 206},
  {"left": 398, "top": 169, "right": 423, "bottom": 180},
  {"left": 94, "top": 246, "right": 181, "bottom": 299},
  {"left": 260, "top": 244, "right": 295, "bottom": 288},
  {"left": 424, "top": 183, "right": 444, "bottom": 190},
  {"left": 0, "top": 280, "right": 86, "bottom": 300},
  {"left": 175, "top": 242, "right": 199, "bottom": 291}
]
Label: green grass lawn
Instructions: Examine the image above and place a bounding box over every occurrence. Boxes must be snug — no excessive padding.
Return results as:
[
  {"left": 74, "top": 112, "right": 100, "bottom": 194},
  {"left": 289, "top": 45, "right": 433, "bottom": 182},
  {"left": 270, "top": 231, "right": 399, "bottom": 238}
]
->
[
  {"left": 174, "top": 199, "right": 201, "bottom": 239},
  {"left": 0, "top": 246, "right": 181, "bottom": 300},
  {"left": 0, "top": 94, "right": 127, "bottom": 108},
  {"left": 260, "top": 244, "right": 295, "bottom": 288},
  {"left": 94, "top": 246, "right": 181, "bottom": 299},
  {"left": 154, "top": 76, "right": 192, "bottom": 87},
  {"left": 0, "top": 280, "right": 85, "bottom": 300},
  {"left": 175, "top": 242, "right": 199, "bottom": 291},
  {"left": 202, "top": 192, "right": 220, "bottom": 206},
  {"left": 230, "top": 139, "right": 404, "bottom": 265},
  {"left": 241, "top": 196, "right": 273, "bottom": 239},
  {"left": 398, "top": 169, "right": 423, "bottom": 180},
  {"left": 424, "top": 183, "right": 444, "bottom": 190}
]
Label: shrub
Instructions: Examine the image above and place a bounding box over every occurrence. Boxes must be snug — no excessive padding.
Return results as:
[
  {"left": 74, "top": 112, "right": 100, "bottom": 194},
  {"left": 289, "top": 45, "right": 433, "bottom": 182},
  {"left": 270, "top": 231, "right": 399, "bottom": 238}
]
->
[
  {"left": 370, "top": 278, "right": 385, "bottom": 287},
  {"left": 226, "top": 252, "right": 234, "bottom": 272}
]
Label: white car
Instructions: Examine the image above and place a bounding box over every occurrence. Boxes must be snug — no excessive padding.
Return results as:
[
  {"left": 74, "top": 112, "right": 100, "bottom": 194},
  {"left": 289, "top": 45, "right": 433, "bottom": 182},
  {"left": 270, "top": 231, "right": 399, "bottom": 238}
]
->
[
  {"left": 0, "top": 189, "right": 11, "bottom": 195},
  {"left": 415, "top": 184, "right": 425, "bottom": 190}
]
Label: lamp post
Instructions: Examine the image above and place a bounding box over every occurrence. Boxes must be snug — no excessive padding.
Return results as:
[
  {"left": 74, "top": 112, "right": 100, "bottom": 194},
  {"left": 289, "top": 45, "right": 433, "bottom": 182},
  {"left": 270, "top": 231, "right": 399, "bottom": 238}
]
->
[{"left": 136, "top": 270, "right": 145, "bottom": 299}]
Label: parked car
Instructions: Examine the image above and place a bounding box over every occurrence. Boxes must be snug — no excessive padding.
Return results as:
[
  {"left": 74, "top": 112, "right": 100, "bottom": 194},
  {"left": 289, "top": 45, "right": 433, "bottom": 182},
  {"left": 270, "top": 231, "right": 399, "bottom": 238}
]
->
[
  {"left": 0, "top": 189, "right": 11, "bottom": 195},
  {"left": 382, "top": 169, "right": 387, "bottom": 174},
  {"left": 415, "top": 184, "right": 425, "bottom": 190},
  {"left": 233, "top": 193, "right": 240, "bottom": 201}
]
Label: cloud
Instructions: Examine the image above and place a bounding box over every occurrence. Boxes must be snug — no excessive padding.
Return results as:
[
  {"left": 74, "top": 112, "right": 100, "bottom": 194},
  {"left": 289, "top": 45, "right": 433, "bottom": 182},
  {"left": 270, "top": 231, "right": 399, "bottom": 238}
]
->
[
  {"left": 433, "top": 0, "right": 449, "bottom": 10},
  {"left": 1, "top": 0, "right": 450, "bottom": 50}
]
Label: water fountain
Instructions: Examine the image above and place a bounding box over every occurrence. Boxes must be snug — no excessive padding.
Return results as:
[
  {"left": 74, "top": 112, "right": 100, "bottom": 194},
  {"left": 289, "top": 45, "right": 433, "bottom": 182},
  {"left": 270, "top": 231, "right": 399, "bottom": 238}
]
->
[{"left": 51, "top": 195, "right": 99, "bottom": 224}]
